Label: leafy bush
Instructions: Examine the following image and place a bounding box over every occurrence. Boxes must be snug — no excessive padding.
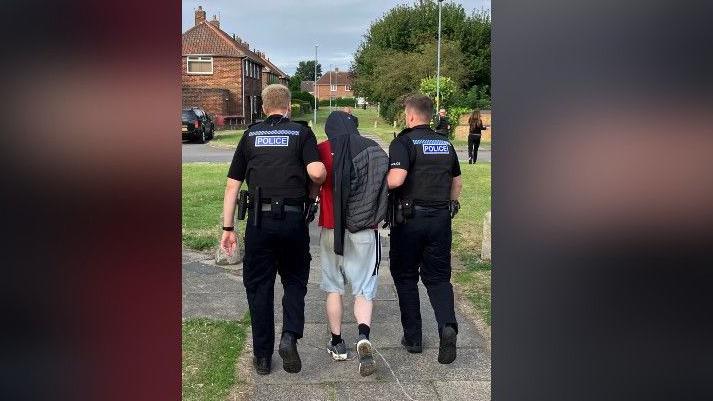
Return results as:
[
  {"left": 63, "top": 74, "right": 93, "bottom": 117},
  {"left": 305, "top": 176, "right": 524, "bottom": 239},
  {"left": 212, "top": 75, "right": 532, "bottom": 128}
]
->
[
  {"left": 445, "top": 106, "right": 472, "bottom": 138},
  {"left": 291, "top": 91, "right": 316, "bottom": 108},
  {"left": 290, "top": 103, "right": 303, "bottom": 117},
  {"left": 420, "top": 76, "right": 457, "bottom": 108}
]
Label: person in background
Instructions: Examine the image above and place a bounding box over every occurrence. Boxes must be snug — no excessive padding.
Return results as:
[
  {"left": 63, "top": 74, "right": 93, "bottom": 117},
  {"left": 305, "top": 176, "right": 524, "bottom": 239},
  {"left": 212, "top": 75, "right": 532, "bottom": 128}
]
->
[
  {"left": 467, "top": 110, "right": 486, "bottom": 164},
  {"left": 341, "top": 106, "right": 359, "bottom": 128},
  {"left": 435, "top": 108, "right": 450, "bottom": 136}
]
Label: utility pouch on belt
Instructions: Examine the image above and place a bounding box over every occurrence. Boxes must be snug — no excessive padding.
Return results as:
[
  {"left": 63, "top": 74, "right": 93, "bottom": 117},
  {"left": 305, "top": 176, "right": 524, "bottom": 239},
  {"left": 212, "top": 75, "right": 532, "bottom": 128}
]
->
[
  {"left": 401, "top": 200, "right": 414, "bottom": 220},
  {"left": 237, "top": 190, "right": 248, "bottom": 220},
  {"left": 252, "top": 187, "right": 262, "bottom": 227},
  {"left": 271, "top": 200, "right": 285, "bottom": 220}
]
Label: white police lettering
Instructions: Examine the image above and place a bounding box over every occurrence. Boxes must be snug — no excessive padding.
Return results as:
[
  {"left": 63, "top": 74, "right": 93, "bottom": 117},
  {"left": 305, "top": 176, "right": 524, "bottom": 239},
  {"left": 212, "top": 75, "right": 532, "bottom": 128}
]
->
[
  {"left": 255, "top": 136, "right": 289, "bottom": 147},
  {"left": 422, "top": 144, "right": 450, "bottom": 154}
]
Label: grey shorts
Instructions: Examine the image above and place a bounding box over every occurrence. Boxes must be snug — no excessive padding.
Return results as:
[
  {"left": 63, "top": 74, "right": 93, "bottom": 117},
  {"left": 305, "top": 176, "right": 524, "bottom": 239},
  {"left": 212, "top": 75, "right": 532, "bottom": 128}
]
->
[{"left": 320, "top": 228, "right": 381, "bottom": 301}]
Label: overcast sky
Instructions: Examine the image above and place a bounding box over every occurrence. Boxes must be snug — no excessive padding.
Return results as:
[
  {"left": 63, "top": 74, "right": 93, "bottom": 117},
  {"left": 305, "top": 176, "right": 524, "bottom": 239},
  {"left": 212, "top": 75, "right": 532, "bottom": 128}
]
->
[{"left": 182, "top": 0, "right": 490, "bottom": 76}]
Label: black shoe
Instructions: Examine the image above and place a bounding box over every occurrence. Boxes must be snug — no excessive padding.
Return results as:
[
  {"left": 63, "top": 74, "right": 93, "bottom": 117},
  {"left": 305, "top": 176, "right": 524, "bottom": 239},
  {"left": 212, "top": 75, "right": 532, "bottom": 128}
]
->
[
  {"left": 438, "top": 326, "right": 457, "bottom": 364},
  {"left": 469, "top": 158, "right": 473, "bottom": 164},
  {"left": 278, "top": 332, "right": 302, "bottom": 373},
  {"left": 400, "top": 336, "right": 423, "bottom": 353},
  {"left": 356, "top": 334, "right": 376, "bottom": 377},
  {"left": 253, "top": 356, "right": 271, "bottom": 375}
]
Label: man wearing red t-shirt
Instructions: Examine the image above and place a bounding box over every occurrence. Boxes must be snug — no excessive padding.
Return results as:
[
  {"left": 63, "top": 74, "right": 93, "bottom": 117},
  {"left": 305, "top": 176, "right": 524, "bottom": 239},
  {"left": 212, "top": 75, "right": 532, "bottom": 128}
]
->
[{"left": 317, "top": 115, "right": 380, "bottom": 377}]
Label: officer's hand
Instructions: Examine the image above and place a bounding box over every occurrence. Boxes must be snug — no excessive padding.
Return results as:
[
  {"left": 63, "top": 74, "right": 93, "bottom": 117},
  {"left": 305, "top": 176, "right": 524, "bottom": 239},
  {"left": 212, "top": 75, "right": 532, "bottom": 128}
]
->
[
  {"left": 221, "top": 230, "right": 237, "bottom": 256},
  {"left": 449, "top": 200, "right": 460, "bottom": 219}
]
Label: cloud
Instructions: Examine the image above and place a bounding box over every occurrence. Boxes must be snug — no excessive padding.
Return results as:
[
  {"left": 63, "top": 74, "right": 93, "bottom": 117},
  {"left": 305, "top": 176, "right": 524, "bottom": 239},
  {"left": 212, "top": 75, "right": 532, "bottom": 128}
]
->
[{"left": 182, "top": 0, "right": 490, "bottom": 75}]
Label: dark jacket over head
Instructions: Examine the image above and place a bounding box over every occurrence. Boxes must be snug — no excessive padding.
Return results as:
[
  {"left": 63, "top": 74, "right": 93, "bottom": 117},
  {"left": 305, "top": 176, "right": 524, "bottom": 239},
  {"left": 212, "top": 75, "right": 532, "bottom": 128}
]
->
[{"left": 325, "top": 111, "right": 388, "bottom": 255}]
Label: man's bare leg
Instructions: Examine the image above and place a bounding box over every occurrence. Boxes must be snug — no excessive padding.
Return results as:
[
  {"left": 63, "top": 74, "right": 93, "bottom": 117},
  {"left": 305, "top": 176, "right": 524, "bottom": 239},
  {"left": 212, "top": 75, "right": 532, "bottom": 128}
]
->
[
  {"left": 326, "top": 292, "right": 343, "bottom": 334},
  {"left": 326, "top": 292, "right": 348, "bottom": 360},
  {"left": 353, "top": 295, "right": 373, "bottom": 327}
]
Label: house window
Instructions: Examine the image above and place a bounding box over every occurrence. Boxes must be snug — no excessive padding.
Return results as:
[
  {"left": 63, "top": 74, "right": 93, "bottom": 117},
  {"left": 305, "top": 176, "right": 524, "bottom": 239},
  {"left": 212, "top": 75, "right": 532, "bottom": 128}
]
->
[
  {"left": 187, "top": 56, "right": 213, "bottom": 74},
  {"left": 345, "top": 85, "right": 352, "bottom": 91},
  {"left": 330, "top": 84, "right": 337, "bottom": 92}
]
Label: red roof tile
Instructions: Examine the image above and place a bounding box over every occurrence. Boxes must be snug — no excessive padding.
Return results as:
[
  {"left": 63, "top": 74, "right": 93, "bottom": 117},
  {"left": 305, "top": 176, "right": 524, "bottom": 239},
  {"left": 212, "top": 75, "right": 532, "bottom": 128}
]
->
[
  {"left": 315, "top": 71, "right": 353, "bottom": 86},
  {"left": 182, "top": 21, "right": 263, "bottom": 64}
]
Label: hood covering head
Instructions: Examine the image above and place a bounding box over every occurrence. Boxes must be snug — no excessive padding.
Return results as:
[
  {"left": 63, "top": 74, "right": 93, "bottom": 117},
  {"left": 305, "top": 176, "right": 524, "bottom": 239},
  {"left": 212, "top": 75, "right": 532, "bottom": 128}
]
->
[{"left": 325, "top": 111, "right": 360, "bottom": 255}]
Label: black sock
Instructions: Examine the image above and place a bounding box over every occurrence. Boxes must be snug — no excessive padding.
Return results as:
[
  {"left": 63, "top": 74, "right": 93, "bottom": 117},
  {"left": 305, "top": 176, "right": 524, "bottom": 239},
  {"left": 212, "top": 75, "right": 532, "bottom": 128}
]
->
[
  {"left": 331, "top": 332, "right": 342, "bottom": 346},
  {"left": 358, "top": 324, "right": 370, "bottom": 339}
]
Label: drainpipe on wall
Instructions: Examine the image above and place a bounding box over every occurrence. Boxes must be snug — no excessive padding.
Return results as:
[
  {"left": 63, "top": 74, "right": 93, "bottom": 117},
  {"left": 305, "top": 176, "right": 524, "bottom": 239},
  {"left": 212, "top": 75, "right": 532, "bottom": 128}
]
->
[{"left": 242, "top": 57, "right": 245, "bottom": 124}]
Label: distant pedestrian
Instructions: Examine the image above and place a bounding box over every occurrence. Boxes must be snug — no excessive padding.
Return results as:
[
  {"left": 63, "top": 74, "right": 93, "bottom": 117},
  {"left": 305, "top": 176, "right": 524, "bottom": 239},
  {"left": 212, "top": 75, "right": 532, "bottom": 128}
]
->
[
  {"left": 341, "top": 106, "right": 359, "bottom": 128},
  {"left": 467, "top": 110, "right": 486, "bottom": 164},
  {"left": 435, "top": 108, "right": 450, "bottom": 136}
]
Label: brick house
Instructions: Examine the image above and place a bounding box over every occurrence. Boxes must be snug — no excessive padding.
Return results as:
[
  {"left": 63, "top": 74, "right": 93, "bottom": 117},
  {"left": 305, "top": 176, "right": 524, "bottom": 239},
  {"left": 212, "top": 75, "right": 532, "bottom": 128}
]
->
[
  {"left": 254, "top": 51, "right": 289, "bottom": 89},
  {"left": 182, "top": 7, "right": 288, "bottom": 125},
  {"left": 314, "top": 68, "right": 354, "bottom": 101}
]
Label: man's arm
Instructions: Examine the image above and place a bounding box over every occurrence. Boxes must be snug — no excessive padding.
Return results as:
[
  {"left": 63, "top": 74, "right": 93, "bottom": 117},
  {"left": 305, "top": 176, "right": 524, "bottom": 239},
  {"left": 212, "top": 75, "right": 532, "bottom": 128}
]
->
[
  {"left": 223, "top": 178, "right": 242, "bottom": 227},
  {"left": 450, "top": 175, "right": 462, "bottom": 200},
  {"left": 387, "top": 138, "right": 411, "bottom": 189},
  {"left": 387, "top": 169, "right": 407, "bottom": 190},
  {"left": 307, "top": 161, "right": 327, "bottom": 185}
]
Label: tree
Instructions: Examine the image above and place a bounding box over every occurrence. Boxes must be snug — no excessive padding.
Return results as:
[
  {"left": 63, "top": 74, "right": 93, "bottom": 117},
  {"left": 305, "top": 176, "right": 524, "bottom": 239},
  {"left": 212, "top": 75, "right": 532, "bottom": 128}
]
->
[
  {"left": 289, "top": 60, "right": 322, "bottom": 92},
  {"left": 419, "top": 76, "right": 457, "bottom": 108},
  {"left": 352, "top": 0, "right": 490, "bottom": 120}
]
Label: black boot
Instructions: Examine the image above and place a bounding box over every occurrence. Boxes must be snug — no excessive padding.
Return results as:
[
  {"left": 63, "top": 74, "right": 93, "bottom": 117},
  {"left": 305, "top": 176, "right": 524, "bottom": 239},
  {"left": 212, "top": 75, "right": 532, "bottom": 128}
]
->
[
  {"left": 438, "top": 326, "right": 457, "bottom": 364},
  {"left": 400, "top": 336, "right": 423, "bottom": 354},
  {"left": 278, "top": 332, "right": 302, "bottom": 373},
  {"left": 252, "top": 356, "right": 271, "bottom": 375}
]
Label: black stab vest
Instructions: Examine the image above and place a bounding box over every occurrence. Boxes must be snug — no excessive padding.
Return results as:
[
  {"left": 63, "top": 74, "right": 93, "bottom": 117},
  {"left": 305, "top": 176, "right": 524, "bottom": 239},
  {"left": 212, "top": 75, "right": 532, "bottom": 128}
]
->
[
  {"left": 243, "top": 117, "right": 308, "bottom": 200},
  {"left": 398, "top": 127, "right": 453, "bottom": 204}
]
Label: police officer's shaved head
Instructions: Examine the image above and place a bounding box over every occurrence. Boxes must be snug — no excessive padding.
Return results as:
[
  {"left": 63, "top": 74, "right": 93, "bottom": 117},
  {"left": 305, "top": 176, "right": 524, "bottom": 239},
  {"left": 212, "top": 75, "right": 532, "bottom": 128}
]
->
[
  {"left": 262, "top": 84, "right": 291, "bottom": 115},
  {"left": 404, "top": 95, "right": 433, "bottom": 127}
]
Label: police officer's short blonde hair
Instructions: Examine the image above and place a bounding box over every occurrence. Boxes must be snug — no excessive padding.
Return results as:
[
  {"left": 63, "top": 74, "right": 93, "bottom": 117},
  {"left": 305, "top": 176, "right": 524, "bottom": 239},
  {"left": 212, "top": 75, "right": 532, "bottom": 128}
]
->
[{"left": 262, "top": 84, "right": 291, "bottom": 112}]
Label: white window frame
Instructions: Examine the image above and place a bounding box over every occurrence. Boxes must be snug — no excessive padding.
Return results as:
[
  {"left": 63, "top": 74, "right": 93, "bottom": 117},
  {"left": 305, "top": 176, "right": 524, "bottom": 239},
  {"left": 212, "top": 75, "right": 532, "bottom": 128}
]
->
[
  {"left": 330, "top": 84, "right": 337, "bottom": 92},
  {"left": 187, "top": 55, "right": 213, "bottom": 75},
  {"left": 345, "top": 85, "right": 352, "bottom": 91}
]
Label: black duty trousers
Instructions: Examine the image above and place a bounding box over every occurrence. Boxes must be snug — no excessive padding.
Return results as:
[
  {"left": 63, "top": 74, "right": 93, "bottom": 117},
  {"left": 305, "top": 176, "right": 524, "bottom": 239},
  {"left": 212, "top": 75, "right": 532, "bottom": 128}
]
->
[
  {"left": 468, "top": 133, "right": 481, "bottom": 162},
  {"left": 389, "top": 207, "right": 458, "bottom": 344},
  {"left": 243, "top": 211, "right": 311, "bottom": 358}
]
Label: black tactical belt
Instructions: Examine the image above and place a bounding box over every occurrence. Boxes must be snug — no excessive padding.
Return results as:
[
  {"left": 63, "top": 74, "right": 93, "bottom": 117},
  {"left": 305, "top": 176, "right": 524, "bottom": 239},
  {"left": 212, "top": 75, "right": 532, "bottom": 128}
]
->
[
  {"left": 259, "top": 204, "right": 303, "bottom": 213},
  {"left": 414, "top": 205, "right": 449, "bottom": 211}
]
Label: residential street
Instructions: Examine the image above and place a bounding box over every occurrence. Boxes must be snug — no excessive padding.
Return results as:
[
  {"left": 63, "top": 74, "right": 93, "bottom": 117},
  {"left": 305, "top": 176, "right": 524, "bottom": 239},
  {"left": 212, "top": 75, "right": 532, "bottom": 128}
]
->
[
  {"left": 183, "top": 222, "right": 491, "bottom": 401},
  {"left": 182, "top": 141, "right": 491, "bottom": 164}
]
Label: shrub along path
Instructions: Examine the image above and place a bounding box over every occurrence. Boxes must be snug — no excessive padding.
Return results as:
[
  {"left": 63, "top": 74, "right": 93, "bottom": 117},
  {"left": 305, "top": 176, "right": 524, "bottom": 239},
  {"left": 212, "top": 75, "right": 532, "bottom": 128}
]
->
[{"left": 182, "top": 221, "right": 491, "bottom": 401}]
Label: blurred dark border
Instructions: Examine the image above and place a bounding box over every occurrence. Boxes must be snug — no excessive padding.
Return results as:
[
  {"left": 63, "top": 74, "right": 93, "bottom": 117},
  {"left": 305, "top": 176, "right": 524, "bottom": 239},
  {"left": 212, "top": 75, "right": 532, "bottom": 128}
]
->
[
  {"left": 493, "top": 0, "right": 713, "bottom": 400},
  {"left": 0, "top": 1, "right": 181, "bottom": 400}
]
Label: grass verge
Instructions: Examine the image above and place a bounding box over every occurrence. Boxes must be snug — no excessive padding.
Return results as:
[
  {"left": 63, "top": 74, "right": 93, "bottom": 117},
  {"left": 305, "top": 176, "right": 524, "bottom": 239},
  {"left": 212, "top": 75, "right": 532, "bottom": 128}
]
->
[
  {"left": 451, "top": 162, "right": 492, "bottom": 325},
  {"left": 182, "top": 163, "right": 246, "bottom": 250},
  {"left": 182, "top": 315, "right": 250, "bottom": 401}
]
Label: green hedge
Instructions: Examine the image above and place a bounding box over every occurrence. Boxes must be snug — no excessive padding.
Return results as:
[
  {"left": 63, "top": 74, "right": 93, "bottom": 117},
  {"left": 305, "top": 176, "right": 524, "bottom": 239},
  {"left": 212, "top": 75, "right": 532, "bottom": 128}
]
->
[{"left": 318, "top": 97, "right": 357, "bottom": 107}]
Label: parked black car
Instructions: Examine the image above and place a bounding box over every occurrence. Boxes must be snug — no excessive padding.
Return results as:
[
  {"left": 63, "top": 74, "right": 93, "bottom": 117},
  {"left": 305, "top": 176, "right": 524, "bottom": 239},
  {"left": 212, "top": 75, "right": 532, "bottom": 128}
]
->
[{"left": 182, "top": 107, "right": 215, "bottom": 143}]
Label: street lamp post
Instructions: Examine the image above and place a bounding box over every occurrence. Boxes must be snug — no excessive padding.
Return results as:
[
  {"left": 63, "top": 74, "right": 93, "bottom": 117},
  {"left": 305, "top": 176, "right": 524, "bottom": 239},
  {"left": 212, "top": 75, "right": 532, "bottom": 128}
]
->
[
  {"left": 436, "top": 0, "right": 444, "bottom": 112},
  {"left": 329, "top": 64, "right": 333, "bottom": 111},
  {"left": 314, "top": 43, "right": 318, "bottom": 126}
]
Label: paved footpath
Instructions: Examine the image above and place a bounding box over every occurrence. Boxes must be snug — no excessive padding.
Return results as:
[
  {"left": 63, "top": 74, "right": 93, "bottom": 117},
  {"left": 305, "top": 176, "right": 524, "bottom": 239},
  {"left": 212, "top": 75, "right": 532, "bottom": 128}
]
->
[{"left": 183, "top": 222, "right": 491, "bottom": 401}]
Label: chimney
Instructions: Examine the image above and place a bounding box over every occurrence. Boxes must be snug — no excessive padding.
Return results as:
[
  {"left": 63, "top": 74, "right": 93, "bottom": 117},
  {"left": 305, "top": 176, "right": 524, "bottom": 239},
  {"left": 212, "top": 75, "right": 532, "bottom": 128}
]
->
[
  {"left": 209, "top": 14, "right": 220, "bottom": 29},
  {"left": 194, "top": 6, "right": 206, "bottom": 26}
]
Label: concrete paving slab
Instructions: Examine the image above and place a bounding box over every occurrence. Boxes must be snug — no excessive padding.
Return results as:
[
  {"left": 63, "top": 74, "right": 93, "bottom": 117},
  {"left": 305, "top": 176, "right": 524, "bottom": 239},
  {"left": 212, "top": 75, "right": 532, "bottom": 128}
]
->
[
  {"left": 252, "top": 384, "right": 335, "bottom": 401},
  {"left": 372, "top": 347, "right": 491, "bottom": 383},
  {"left": 434, "top": 380, "right": 491, "bottom": 401},
  {"left": 335, "top": 381, "right": 439, "bottom": 401}
]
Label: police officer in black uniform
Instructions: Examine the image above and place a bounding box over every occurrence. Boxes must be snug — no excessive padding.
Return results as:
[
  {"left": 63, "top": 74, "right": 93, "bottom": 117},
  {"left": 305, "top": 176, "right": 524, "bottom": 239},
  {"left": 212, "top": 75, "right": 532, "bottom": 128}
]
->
[
  {"left": 221, "top": 84, "right": 326, "bottom": 375},
  {"left": 387, "top": 95, "right": 463, "bottom": 364}
]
